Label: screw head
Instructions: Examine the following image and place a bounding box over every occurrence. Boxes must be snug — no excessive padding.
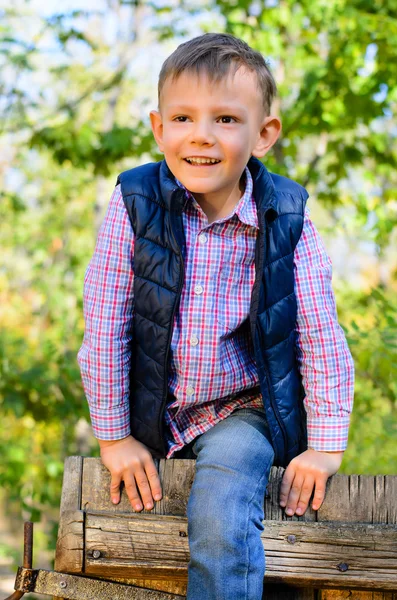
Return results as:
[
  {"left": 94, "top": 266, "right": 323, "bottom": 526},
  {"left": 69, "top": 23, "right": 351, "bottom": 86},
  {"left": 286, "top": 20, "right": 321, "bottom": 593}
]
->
[
  {"left": 92, "top": 549, "right": 101, "bottom": 559},
  {"left": 59, "top": 581, "right": 67, "bottom": 589},
  {"left": 337, "top": 562, "right": 349, "bottom": 572},
  {"left": 287, "top": 535, "right": 296, "bottom": 544},
  {"left": 179, "top": 530, "right": 187, "bottom": 537}
]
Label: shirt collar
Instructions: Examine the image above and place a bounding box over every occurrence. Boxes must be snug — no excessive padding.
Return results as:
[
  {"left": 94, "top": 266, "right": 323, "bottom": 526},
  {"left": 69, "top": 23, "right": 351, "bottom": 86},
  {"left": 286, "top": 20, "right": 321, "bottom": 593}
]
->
[{"left": 175, "top": 165, "right": 258, "bottom": 229}]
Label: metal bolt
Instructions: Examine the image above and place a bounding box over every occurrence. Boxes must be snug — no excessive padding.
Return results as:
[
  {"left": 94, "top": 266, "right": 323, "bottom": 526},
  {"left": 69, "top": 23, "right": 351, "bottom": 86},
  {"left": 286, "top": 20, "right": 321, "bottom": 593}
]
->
[
  {"left": 92, "top": 550, "right": 101, "bottom": 559},
  {"left": 287, "top": 535, "right": 296, "bottom": 544},
  {"left": 59, "top": 581, "right": 67, "bottom": 589},
  {"left": 337, "top": 562, "right": 349, "bottom": 572},
  {"left": 179, "top": 531, "right": 187, "bottom": 537}
]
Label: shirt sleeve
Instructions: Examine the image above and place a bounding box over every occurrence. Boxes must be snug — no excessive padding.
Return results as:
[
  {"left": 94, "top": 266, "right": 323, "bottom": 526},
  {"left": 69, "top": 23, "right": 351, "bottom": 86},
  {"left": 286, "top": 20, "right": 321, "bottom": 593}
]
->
[
  {"left": 77, "top": 184, "right": 134, "bottom": 440},
  {"left": 294, "top": 209, "right": 355, "bottom": 452}
]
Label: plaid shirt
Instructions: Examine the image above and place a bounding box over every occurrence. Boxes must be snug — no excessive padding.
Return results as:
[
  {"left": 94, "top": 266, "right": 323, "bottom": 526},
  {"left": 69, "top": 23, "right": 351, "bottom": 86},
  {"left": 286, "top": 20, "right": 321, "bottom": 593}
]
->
[{"left": 78, "top": 167, "right": 354, "bottom": 456}]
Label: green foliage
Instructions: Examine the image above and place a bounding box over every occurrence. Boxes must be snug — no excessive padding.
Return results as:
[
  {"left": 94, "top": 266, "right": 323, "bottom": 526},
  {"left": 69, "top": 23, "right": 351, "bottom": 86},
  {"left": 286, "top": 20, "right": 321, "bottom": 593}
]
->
[
  {"left": 30, "top": 123, "right": 157, "bottom": 175},
  {"left": 337, "top": 286, "right": 397, "bottom": 474},
  {"left": 0, "top": 542, "right": 20, "bottom": 565}
]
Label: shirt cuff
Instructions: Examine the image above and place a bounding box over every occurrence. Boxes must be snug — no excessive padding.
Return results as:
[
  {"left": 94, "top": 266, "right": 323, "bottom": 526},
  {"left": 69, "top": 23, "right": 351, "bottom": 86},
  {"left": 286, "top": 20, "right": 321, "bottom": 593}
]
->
[
  {"left": 89, "top": 403, "right": 131, "bottom": 440},
  {"left": 306, "top": 415, "right": 351, "bottom": 452}
]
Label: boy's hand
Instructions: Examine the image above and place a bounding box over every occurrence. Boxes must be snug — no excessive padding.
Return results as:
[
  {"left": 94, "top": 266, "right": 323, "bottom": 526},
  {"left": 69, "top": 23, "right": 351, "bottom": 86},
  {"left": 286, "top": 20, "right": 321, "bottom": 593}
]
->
[
  {"left": 98, "top": 435, "right": 162, "bottom": 512},
  {"left": 279, "top": 449, "right": 344, "bottom": 517}
]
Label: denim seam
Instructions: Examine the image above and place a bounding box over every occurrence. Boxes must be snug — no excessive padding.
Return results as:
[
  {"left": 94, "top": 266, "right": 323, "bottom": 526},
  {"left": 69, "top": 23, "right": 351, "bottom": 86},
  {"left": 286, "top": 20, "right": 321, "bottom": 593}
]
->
[{"left": 244, "top": 462, "right": 270, "bottom": 599}]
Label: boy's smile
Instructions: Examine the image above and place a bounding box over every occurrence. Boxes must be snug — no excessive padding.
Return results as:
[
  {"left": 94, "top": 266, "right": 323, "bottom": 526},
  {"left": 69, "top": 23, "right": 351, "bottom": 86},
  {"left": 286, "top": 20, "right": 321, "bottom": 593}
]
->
[{"left": 150, "top": 68, "right": 281, "bottom": 222}]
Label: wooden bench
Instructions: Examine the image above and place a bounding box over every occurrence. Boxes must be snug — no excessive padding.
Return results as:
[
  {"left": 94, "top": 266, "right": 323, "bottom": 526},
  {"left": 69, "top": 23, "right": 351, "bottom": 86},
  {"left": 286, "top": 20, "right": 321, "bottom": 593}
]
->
[{"left": 8, "top": 456, "right": 397, "bottom": 600}]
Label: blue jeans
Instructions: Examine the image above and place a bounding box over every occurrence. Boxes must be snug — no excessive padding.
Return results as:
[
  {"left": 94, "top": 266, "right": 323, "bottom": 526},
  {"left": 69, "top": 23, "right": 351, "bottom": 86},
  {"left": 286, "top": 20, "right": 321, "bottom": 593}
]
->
[{"left": 186, "top": 408, "right": 275, "bottom": 600}]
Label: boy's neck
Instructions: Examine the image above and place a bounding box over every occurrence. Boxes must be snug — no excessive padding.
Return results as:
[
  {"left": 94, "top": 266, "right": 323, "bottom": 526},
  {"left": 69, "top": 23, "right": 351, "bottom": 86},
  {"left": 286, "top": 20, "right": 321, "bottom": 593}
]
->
[{"left": 190, "top": 174, "right": 246, "bottom": 225}]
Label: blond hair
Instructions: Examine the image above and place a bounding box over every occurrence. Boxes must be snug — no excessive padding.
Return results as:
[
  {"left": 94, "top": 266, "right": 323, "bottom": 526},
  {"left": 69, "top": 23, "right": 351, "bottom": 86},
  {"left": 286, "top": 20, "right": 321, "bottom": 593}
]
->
[{"left": 158, "top": 32, "right": 277, "bottom": 115}]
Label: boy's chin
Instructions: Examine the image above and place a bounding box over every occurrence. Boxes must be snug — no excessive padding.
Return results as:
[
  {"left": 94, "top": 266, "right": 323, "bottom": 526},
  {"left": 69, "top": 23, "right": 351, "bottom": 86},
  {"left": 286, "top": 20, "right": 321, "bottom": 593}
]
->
[{"left": 179, "top": 181, "right": 219, "bottom": 195}]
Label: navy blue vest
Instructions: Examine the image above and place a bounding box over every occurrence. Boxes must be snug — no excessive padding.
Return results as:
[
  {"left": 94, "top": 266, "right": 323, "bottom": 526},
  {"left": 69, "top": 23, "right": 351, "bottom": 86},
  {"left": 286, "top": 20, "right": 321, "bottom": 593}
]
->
[{"left": 117, "top": 156, "right": 308, "bottom": 467}]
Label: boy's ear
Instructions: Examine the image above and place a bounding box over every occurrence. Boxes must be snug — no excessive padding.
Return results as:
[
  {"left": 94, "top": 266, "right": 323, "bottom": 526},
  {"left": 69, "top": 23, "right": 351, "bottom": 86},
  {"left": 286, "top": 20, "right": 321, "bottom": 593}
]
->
[
  {"left": 150, "top": 110, "right": 164, "bottom": 152},
  {"left": 251, "top": 115, "right": 282, "bottom": 158}
]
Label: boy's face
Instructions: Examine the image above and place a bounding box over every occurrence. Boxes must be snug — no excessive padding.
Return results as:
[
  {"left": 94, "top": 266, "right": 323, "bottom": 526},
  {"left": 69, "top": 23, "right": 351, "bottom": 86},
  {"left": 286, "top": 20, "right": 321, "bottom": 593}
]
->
[{"left": 150, "top": 67, "right": 281, "bottom": 209}]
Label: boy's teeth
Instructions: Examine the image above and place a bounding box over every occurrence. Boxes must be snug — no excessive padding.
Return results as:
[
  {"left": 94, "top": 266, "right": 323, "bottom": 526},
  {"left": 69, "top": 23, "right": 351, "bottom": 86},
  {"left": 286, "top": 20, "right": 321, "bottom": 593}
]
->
[{"left": 186, "top": 157, "right": 220, "bottom": 164}]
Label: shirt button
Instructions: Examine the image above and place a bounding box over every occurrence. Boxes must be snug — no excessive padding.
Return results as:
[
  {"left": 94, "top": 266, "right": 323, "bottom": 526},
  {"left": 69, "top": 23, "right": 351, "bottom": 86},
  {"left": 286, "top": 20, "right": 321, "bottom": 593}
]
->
[
  {"left": 186, "top": 386, "right": 195, "bottom": 396},
  {"left": 190, "top": 334, "right": 199, "bottom": 346},
  {"left": 194, "top": 284, "right": 203, "bottom": 295},
  {"left": 198, "top": 233, "right": 207, "bottom": 244}
]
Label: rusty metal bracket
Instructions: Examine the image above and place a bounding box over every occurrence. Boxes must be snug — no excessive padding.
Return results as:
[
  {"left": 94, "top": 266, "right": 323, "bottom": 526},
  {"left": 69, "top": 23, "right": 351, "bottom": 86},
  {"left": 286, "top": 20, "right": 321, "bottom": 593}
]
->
[
  {"left": 13, "top": 567, "right": 185, "bottom": 599},
  {"left": 5, "top": 521, "right": 34, "bottom": 600}
]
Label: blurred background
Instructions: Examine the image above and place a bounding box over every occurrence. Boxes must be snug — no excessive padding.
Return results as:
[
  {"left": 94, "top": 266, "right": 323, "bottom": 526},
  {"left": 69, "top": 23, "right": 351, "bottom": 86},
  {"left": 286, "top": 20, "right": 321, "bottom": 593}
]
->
[{"left": 0, "top": 0, "right": 396, "bottom": 596}]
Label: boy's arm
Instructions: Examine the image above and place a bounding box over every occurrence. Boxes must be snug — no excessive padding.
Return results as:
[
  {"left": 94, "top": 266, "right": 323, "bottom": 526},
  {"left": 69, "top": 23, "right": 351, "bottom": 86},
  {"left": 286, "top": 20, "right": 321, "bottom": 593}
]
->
[
  {"left": 77, "top": 185, "right": 162, "bottom": 511},
  {"left": 77, "top": 184, "right": 134, "bottom": 441},
  {"left": 279, "top": 210, "right": 354, "bottom": 516}
]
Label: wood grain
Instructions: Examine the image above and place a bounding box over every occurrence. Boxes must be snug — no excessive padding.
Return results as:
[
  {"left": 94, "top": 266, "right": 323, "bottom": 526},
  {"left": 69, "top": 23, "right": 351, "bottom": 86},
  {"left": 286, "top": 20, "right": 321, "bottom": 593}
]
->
[
  {"left": 53, "top": 456, "right": 84, "bottom": 600},
  {"left": 54, "top": 510, "right": 84, "bottom": 574},
  {"left": 318, "top": 475, "right": 397, "bottom": 600},
  {"left": 59, "top": 456, "right": 83, "bottom": 513},
  {"left": 82, "top": 512, "right": 397, "bottom": 590}
]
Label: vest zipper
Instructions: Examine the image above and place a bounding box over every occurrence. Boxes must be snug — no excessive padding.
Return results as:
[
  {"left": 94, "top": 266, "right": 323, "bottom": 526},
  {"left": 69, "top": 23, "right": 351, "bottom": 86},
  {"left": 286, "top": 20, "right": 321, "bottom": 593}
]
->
[
  {"left": 159, "top": 207, "right": 185, "bottom": 456},
  {"left": 259, "top": 328, "right": 288, "bottom": 456},
  {"left": 251, "top": 210, "right": 288, "bottom": 459}
]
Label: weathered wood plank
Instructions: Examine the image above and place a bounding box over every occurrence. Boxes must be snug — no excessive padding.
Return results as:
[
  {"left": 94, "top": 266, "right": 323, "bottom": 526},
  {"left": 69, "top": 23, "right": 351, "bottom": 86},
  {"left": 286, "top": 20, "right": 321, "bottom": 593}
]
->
[
  {"left": 83, "top": 512, "right": 397, "bottom": 590},
  {"left": 85, "top": 513, "right": 188, "bottom": 580},
  {"left": 319, "top": 592, "right": 397, "bottom": 600},
  {"left": 81, "top": 456, "right": 119, "bottom": 512},
  {"left": 80, "top": 459, "right": 291, "bottom": 516},
  {"left": 318, "top": 474, "right": 397, "bottom": 600},
  {"left": 53, "top": 456, "right": 84, "bottom": 600},
  {"left": 318, "top": 475, "right": 397, "bottom": 524},
  {"left": 156, "top": 459, "right": 195, "bottom": 517},
  {"left": 81, "top": 457, "right": 196, "bottom": 516},
  {"left": 79, "top": 458, "right": 341, "bottom": 522},
  {"left": 79, "top": 459, "right": 397, "bottom": 525},
  {"left": 59, "top": 456, "right": 83, "bottom": 513},
  {"left": 54, "top": 510, "right": 84, "bottom": 574}
]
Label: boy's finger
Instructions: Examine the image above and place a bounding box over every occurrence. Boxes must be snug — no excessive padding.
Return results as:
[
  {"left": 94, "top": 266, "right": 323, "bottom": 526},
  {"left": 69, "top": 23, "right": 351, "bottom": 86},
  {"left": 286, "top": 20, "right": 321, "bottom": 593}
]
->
[
  {"left": 110, "top": 473, "right": 122, "bottom": 504},
  {"left": 123, "top": 474, "right": 143, "bottom": 512},
  {"left": 311, "top": 476, "right": 327, "bottom": 510},
  {"left": 134, "top": 467, "right": 155, "bottom": 510},
  {"left": 279, "top": 465, "right": 295, "bottom": 506},
  {"left": 145, "top": 463, "right": 162, "bottom": 501},
  {"left": 284, "top": 474, "right": 304, "bottom": 516},
  {"left": 295, "top": 475, "right": 315, "bottom": 515}
]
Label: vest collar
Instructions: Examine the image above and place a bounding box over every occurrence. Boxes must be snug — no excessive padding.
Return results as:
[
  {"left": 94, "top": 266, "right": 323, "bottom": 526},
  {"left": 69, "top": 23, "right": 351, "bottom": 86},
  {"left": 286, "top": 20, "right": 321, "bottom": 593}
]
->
[
  {"left": 159, "top": 160, "right": 186, "bottom": 213},
  {"left": 247, "top": 156, "right": 277, "bottom": 219}
]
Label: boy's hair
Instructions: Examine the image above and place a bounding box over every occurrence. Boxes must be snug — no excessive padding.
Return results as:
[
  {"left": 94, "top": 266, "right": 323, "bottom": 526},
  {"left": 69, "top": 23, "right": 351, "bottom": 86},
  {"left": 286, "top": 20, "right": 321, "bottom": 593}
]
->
[{"left": 158, "top": 32, "right": 277, "bottom": 116}]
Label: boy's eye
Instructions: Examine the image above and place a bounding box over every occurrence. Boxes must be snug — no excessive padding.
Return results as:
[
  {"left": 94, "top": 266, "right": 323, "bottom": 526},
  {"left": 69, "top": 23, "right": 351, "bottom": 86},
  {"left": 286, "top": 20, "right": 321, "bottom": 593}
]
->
[
  {"left": 219, "top": 116, "right": 236, "bottom": 123},
  {"left": 174, "top": 116, "right": 188, "bottom": 122}
]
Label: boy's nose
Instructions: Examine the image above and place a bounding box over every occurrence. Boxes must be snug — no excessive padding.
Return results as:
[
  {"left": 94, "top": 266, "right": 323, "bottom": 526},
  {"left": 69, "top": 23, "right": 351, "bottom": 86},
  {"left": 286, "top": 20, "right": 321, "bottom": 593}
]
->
[{"left": 189, "top": 121, "right": 216, "bottom": 145}]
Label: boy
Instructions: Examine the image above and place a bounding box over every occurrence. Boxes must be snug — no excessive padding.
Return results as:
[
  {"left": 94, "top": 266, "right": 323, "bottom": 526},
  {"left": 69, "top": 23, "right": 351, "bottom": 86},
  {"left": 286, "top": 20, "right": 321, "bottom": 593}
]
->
[{"left": 78, "top": 33, "right": 354, "bottom": 600}]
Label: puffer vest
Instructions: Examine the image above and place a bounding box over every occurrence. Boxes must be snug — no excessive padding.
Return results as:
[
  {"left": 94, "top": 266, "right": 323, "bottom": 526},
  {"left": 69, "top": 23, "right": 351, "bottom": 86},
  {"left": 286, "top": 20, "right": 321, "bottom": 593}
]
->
[{"left": 117, "top": 156, "right": 308, "bottom": 467}]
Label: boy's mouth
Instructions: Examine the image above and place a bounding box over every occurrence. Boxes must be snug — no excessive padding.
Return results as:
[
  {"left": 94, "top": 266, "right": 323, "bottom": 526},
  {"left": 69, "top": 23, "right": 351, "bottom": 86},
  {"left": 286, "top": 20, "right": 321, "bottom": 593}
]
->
[{"left": 184, "top": 157, "right": 221, "bottom": 166}]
